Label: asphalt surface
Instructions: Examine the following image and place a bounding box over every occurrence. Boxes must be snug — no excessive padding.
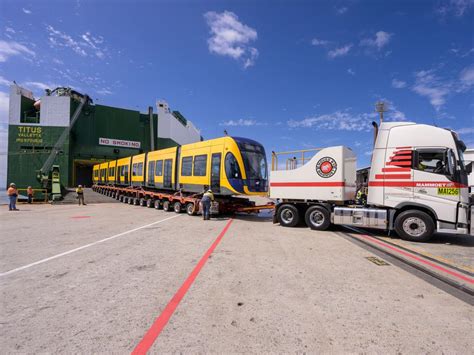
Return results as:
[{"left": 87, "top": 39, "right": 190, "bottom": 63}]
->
[{"left": 1, "top": 203, "right": 473, "bottom": 353}]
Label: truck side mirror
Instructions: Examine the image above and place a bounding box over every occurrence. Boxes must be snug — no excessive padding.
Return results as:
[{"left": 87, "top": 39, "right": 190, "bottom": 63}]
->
[{"left": 465, "top": 161, "right": 473, "bottom": 174}]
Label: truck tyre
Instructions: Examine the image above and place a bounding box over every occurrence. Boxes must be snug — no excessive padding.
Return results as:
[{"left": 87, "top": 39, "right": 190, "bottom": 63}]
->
[
  {"left": 139, "top": 198, "right": 146, "bottom": 206},
  {"left": 146, "top": 199, "right": 153, "bottom": 208},
  {"left": 186, "top": 202, "right": 196, "bottom": 216},
  {"left": 305, "top": 205, "right": 331, "bottom": 231},
  {"left": 173, "top": 201, "right": 182, "bottom": 213},
  {"left": 394, "top": 210, "right": 435, "bottom": 242},
  {"left": 154, "top": 200, "right": 161, "bottom": 209},
  {"left": 162, "top": 200, "right": 172, "bottom": 212},
  {"left": 277, "top": 204, "right": 300, "bottom": 227}
]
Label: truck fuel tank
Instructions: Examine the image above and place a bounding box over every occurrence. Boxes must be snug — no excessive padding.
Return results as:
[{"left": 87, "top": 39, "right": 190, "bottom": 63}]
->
[{"left": 333, "top": 207, "right": 388, "bottom": 229}]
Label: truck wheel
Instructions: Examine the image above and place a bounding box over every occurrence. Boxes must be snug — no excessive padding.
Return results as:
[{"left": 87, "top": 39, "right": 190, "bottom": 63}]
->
[
  {"left": 305, "top": 206, "right": 330, "bottom": 231},
  {"left": 139, "top": 198, "right": 146, "bottom": 206},
  {"left": 174, "top": 201, "right": 182, "bottom": 213},
  {"left": 394, "top": 210, "right": 435, "bottom": 242},
  {"left": 277, "top": 204, "right": 300, "bottom": 227},
  {"left": 154, "top": 200, "right": 161, "bottom": 209},
  {"left": 162, "top": 201, "right": 172, "bottom": 212},
  {"left": 186, "top": 203, "right": 196, "bottom": 216},
  {"left": 146, "top": 199, "right": 153, "bottom": 208}
]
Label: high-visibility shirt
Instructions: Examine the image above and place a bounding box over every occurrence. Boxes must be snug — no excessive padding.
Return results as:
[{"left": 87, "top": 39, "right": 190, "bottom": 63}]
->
[
  {"left": 202, "top": 191, "right": 214, "bottom": 202},
  {"left": 7, "top": 187, "right": 17, "bottom": 196},
  {"left": 76, "top": 187, "right": 84, "bottom": 194},
  {"left": 27, "top": 188, "right": 33, "bottom": 195}
]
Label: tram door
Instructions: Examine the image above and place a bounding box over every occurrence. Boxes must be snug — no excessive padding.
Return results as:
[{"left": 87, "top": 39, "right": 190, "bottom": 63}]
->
[
  {"left": 164, "top": 159, "right": 172, "bottom": 189},
  {"left": 211, "top": 153, "right": 221, "bottom": 193}
]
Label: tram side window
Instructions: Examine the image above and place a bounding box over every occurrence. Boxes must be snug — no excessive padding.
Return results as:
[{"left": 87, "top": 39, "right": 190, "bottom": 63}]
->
[
  {"left": 193, "top": 155, "right": 207, "bottom": 176},
  {"left": 181, "top": 156, "right": 193, "bottom": 176},
  {"left": 137, "top": 162, "right": 143, "bottom": 176},
  {"left": 415, "top": 150, "right": 448, "bottom": 175},
  {"left": 155, "top": 160, "right": 163, "bottom": 176},
  {"left": 132, "top": 163, "right": 137, "bottom": 176},
  {"left": 225, "top": 152, "right": 242, "bottom": 179},
  {"left": 148, "top": 161, "right": 155, "bottom": 182}
]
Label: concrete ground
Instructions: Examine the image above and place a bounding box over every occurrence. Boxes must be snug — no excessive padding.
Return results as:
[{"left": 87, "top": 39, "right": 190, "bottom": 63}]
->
[{"left": 1, "top": 203, "right": 473, "bottom": 353}]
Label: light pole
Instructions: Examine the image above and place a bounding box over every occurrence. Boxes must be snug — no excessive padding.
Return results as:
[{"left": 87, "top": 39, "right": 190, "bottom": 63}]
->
[{"left": 375, "top": 101, "right": 388, "bottom": 124}]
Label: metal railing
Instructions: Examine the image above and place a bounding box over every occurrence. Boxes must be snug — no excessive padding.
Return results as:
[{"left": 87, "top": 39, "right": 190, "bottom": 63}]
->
[{"left": 271, "top": 148, "right": 322, "bottom": 171}]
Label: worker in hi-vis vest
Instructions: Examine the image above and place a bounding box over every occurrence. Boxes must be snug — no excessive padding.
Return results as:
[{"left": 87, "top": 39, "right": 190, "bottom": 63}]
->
[
  {"left": 76, "top": 185, "right": 86, "bottom": 206},
  {"left": 7, "top": 183, "right": 19, "bottom": 211},
  {"left": 201, "top": 189, "right": 214, "bottom": 220}
]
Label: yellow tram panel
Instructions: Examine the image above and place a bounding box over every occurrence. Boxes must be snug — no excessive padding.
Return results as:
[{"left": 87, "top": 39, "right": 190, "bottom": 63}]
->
[
  {"left": 99, "top": 162, "right": 109, "bottom": 184},
  {"left": 146, "top": 147, "right": 177, "bottom": 189},
  {"left": 116, "top": 156, "right": 131, "bottom": 185},
  {"left": 107, "top": 160, "right": 117, "bottom": 184},
  {"left": 131, "top": 153, "right": 146, "bottom": 186}
]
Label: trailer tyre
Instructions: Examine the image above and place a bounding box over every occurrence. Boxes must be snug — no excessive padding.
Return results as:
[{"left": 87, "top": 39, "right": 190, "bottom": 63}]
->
[
  {"left": 173, "top": 201, "right": 183, "bottom": 213},
  {"left": 162, "top": 201, "right": 172, "bottom": 212},
  {"left": 277, "top": 204, "right": 300, "bottom": 227},
  {"left": 305, "top": 205, "right": 331, "bottom": 231},
  {"left": 394, "top": 210, "right": 435, "bottom": 242},
  {"left": 154, "top": 200, "right": 161, "bottom": 209},
  {"left": 186, "top": 203, "right": 196, "bottom": 216}
]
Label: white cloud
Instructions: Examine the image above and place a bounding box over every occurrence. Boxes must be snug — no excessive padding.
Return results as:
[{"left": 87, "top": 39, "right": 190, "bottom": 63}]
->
[
  {"left": 456, "top": 127, "right": 474, "bottom": 135},
  {"left": 204, "top": 11, "right": 258, "bottom": 68},
  {"left": 328, "top": 44, "right": 352, "bottom": 58},
  {"left": 22, "top": 8, "right": 32, "bottom": 14},
  {"left": 436, "top": 0, "right": 474, "bottom": 17},
  {"left": 336, "top": 6, "right": 348, "bottom": 14},
  {"left": 0, "top": 75, "right": 11, "bottom": 86},
  {"left": 392, "top": 78, "right": 407, "bottom": 88},
  {"left": 219, "top": 119, "right": 263, "bottom": 126},
  {"left": 46, "top": 26, "right": 107, "bottom": 59},
  {"left": 412, "top": 70, "right": 451, "bottom": 111},
  {"left": 347, "top": 68, "right": 355, "bottom": 75},
  {"left": 459, "top": 65, "right": 474, "bottom": 89},
  {"left": 23, "top": 81, "right": 60, "bottom": 91},
  {"left": 311, "top": 38, "right": 329, "bottom": 46},
  {"left": 0, "top": 40, "right": 35, "bottom": 62},
  {"left": 360, "top": 31, "right": 392, "bottom": 50},
  {"left": 381, "top": 99, "right": 407, "bottom": 121},
  {"left": 52, "top": 58, "right": 64, "bottom": 65},
  {"left": 5, "top": 27, "right": 15, "bottom": 34},
  {"left": 96, "top": 88, "right": 113, "bottom": 95},
  {"left": 47, "top": 25, "right": 87, "bottom": 56},
  {"left": 288, "top": 110, "right": 377, "bottom": 131}
]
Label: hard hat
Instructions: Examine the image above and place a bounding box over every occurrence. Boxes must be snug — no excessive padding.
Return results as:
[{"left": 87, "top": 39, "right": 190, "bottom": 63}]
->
[
  {"left": 10, "top": 183, "right": 15, "bottom": 186},
  {"left": 28, "top": 186, "right": 32, "bottom": 188},
  {"left": 78, "top": 185, "right": 82, "bottom": 188},
  {"left": 207, "top": 189, "right": 212, "bottom": 193}
]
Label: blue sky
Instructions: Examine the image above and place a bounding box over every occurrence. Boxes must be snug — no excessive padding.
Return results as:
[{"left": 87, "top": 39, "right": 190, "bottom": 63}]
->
[{"left": 1, "top": 0, "right": 473, "bottom": 182}]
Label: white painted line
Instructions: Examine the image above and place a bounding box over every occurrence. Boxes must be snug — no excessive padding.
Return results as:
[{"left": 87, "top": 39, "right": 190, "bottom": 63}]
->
[{"left": 0, "top": 214, "right": 181, "bottom": 277}]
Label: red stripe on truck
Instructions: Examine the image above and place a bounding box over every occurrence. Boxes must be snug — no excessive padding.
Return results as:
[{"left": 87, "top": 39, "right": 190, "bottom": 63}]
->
[
  {"left": 375, "top": 174, "right": 412, "bottom": 180},
  {"left": 270, "top": 182, "right": 345, "bottom": 187},
  {"left": 382, "top": 167, "right": 411, "bottom": 172}
]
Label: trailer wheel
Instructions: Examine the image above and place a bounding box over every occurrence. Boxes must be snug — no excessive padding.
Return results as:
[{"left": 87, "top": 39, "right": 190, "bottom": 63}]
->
[
  {"left": 154, "top": 200, "right": 161, "bottom": 209},
  {"left": 146, "top": 199, "right": 153, "bottom": 208},
  {"left": 133, "top": 198, "right": 140, "bottom": 205},
  {"left": 129, "top": 197, "right": 134, "bottom": 204},
  {"left": 394, "top": 210, "right": 435, "bottom": 242},
  {"left": 305, "top": 206, "right": 330, "bottom": 231},
  {"left": 173, "top": 201, "right": 183, "bottom": 213},
  {"left": 123, "top": 196, "right": 128, "bottom": 203},
  {"left": 277, "top": 204, "right": 300, "bottom": 227},
  {"left": 186, "top": 203, "right": 196, "bottom": 216},
  {"left": 162, "top": 200, "right": 172, "bottom": 212}
]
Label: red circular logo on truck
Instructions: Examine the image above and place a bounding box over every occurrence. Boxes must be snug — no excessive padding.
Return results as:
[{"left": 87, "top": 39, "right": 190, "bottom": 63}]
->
[{"left": 316, "top": 157, "right": 337, "bottom": 178}]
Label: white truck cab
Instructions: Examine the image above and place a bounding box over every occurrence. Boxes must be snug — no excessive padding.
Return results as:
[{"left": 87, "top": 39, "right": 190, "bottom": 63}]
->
[{"left": 271, "top": 121, "right": 472, "bottom": 242}]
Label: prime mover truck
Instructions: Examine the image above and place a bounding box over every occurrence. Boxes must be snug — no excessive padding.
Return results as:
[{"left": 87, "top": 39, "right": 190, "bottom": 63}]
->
[{"left": 270, "top": 121, "right": 472, "bottom": 242}]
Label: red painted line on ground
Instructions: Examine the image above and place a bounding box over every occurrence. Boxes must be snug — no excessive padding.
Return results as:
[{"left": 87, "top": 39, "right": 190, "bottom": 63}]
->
[
  {"left": 70, "top": 216, "right": 91, "bottom": 219},
  {"left": 270, "top": 182, "right": 345, "bottom": 187},
  {"left": 357, "top": 234, "right": 474, "bottom": 284},
  {"left": 132, "top": 218, "right": 234, "bottom": 355}
]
